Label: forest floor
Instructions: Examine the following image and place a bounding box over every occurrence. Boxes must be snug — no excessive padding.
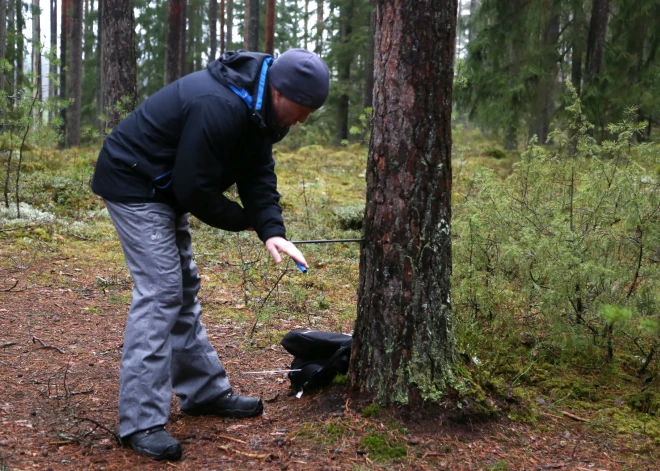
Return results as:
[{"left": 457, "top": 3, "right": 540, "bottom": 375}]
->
[
  {"left": 1, "top": 136, "right": 658, "bottom": 470},
  {"left": 0, "top": 238, "right": 657, "bottom": 471}
]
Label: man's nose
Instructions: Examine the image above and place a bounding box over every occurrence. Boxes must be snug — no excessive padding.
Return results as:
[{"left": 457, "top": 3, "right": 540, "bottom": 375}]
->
[{"left": 298, "top": 114, "right": 309, "bottom": 124}]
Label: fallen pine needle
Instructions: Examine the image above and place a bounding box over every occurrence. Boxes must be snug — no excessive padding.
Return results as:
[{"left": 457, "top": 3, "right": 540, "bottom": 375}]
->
[
  {"left": 560, "top": 410, "right": 589, "bottom": 422},
  {"left": 217, "top": 434, "right": 247, "bottom": 444}
]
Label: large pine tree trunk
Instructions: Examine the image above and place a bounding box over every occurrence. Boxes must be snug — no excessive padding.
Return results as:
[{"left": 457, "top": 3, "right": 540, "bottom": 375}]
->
[
  {"left": 102, "top": 0, "right": 137, "bottom": 130},
  {"left": 67, "top": 0, "right": 82, "bottom": 146},
  {"left": 166, "top": 0, "right": 183, "bottom": 84},
  {"left": 247, "top": 0, "right": 259, "bottom": 51},
  {"left": 209, "top": 0, "right": 217, "bottom": 60},
  {"left": 264, "top": 0, "right": 274, "bottom": 55},
  {"left": 585, "top": 0, "right": 609, "bottom": 82},
  {"left": 349, "top": 0, "right": 458, "bottom": 407}
]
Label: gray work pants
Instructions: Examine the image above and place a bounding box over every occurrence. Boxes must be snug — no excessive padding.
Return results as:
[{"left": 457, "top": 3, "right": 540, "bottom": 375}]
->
[{"left": 105, "top": 201, "right": 231, "bottom": 438}]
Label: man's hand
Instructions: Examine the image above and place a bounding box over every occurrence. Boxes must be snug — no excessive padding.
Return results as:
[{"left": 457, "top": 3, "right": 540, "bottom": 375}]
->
[{"left": 265, "top": 236, "right": 309, "bottom": 269}]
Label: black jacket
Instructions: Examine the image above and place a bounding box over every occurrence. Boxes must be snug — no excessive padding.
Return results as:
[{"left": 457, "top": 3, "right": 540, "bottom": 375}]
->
[{"left": 91, "top": 51, "right": 289, "bottom": 242}]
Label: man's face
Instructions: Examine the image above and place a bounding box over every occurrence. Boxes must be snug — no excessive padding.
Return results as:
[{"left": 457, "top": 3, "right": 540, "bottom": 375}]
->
[{"left": 271, "top": 87, "right": 317, "bottom": 128}]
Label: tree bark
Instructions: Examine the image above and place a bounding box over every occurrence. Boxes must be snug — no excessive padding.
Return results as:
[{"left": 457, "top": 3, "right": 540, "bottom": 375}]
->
[
  {"left": 166, "top": 0, "right": 183, "bottom": 84},
  {"left": 264, "top": 0, "right": 274, "bottom": 55},
  {"left": 247, "top": 0, "right": 259, "bottom": 51},
  {"left": 67, "top": 0, "right": 82, "bottom": 146},
  {"left": 102, "top": 0, "right": 137, "bottom": 130},
  {"left": 61, "top": 0, "right": 71, "bottom": 142},
  {"left": 209, "top": 0, "right": 217, "bottom": 60},
  {"left": 349, "top": 0, "right": 458, "bottom": 407},
  {"left": 585, "top": 0, "right": 609, "bottom": 82}
]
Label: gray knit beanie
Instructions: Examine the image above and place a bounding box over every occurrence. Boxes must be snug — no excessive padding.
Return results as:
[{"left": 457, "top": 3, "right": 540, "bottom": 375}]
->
[{"left": 269, "top": 48, "right": 330, "bottom": 109}]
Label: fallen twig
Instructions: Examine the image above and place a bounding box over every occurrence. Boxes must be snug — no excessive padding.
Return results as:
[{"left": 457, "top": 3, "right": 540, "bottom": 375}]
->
[
  {"left": 75, "top": 415, "right": 121, "bottom": 445},
  {"left": 49, "top": 389, "right": 94, "bottom": 399},
  {"left": 1, "top": 342, "right": 17, "bottom": 348},
  {"left": 540, "top": 411, "right": 564, "bottom": 420},
  {"left": 32, "top": 336, "right": 64, "bottom": 354},
  {"left": 1, "top": 279, "right": 19, "bottom": 292},
  {"left": 560, "top": 410, "right": 589, "bottom": 422},
  {"left": 217, "top": 445, "right": 270, "bottom": 460},
  {"left": 217, "top": 434, "right": 247, "bottom": 444}
]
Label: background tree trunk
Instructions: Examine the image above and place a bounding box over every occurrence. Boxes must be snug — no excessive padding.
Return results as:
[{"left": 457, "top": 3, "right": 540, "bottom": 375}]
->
[
  {"left": 102, "top": 0, "right": 137, "bottom": 130},
  {"left": 243, "top": 0, "right": 249, "bottom": 49},
  {"left": 32, "top": 0, "right": 41, "bottom": 101},
  {"left": 363, "top": 4, "right": 374, "bottom": 109},
  {"left": 209, "top": 0, "right": 217, "bottom": 60},
  {"left": 50, "top": 0, "right": 57, "bottom": 120},
  {"left": 95, "top": 0, "right": 103, "bottom": 132},
  {"left": 15, "top": 0, "right": 25, "bottom": 90},
  {"left": 0, "top": 0, "right": 8, "bottom": 125},
  {"left": 303, "top": 0, "right": 309, "bottom": 50},
  {"left": 585, "top": 0, "right": 609, "bottom": 82},
  {"left": 264, "top": 0, "right": 274, "bottom": 55},
  {"left": 60, "top": 0, "right": 71, "bottom": 143},
  {"left": 527, "top": 1, "right": 560, "bottom": 144},
  {"left": 315, "top": 0, "right": 323, "bottom": 54},
  {"left": 67, "top": 0, "right": 82, "bottom": 146},
  {"left": 219, "top": 0, "right": 225, "bottom": 55},
  {"left": 226, "top": 0, "right": 232, "bottom": 49},
  {"left": 335, "top": 0, "right": 353, "bottom": 146},
  {"left": 179, "top": 0, "right": 187, "bottom": 76},
  {"left": 349, "top": 0, "right": 458, "bottom": 407},
  {"left": 166, "top": 0, "right": 183, "bottom": 84},
  {"left": 468, "top": 0, "right": 479, "bottom": 43},
  {"left": 247, "top": 0, "right": 259, "bottom": 51}
]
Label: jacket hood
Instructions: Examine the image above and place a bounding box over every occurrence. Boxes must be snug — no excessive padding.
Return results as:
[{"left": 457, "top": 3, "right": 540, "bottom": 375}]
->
[{"left": 207, "top": 51, "right": 289, "bottom": 143}]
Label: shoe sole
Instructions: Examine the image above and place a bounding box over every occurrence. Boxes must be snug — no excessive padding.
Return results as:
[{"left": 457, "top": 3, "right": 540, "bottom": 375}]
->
[
  {"left": 184, "top": 402, "right": 264, "bottom": 418},
  {"left": 131, "top": 444, "right": 182, "bottom": 461}
]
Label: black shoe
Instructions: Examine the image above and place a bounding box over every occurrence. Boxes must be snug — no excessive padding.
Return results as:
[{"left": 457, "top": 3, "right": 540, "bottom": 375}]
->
[
  {"left": 183, "top": 392, "right": 264, "bottom": 418},
  {"left": 124, "top": 426, "right": 182, "bottom": 461}
]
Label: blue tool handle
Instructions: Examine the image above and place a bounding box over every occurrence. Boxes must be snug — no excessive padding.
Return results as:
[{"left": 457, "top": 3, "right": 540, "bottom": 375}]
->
[{"left": 294, "top": 260, "right": 308, "bottom": 273}]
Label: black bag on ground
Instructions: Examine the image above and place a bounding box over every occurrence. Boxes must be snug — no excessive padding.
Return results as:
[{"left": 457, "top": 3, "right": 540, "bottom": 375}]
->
[{"left": 280, "top": 330, "right": 352, "bottom": 391}]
